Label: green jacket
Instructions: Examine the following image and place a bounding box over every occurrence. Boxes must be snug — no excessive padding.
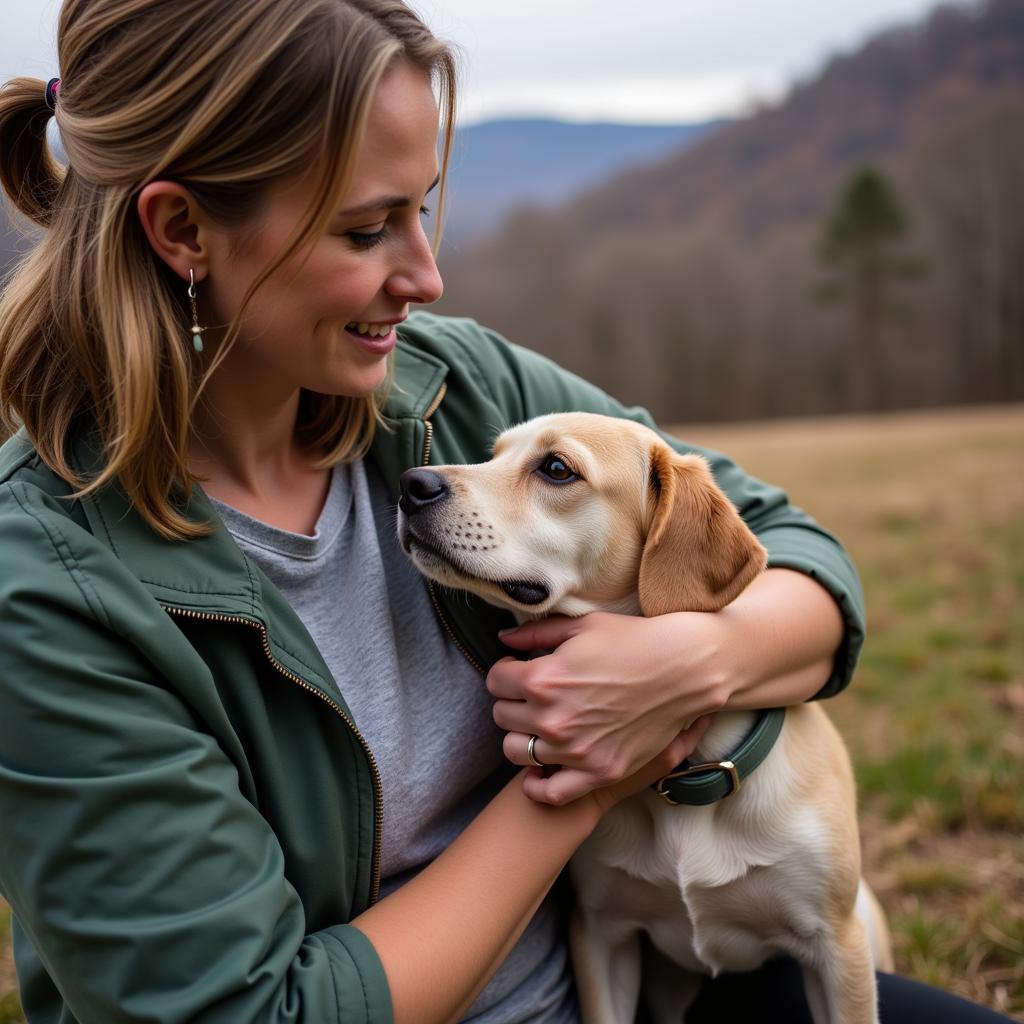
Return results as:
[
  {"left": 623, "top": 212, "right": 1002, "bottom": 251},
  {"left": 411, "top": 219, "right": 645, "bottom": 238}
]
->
[{"left": 0, "top": 314, "right": 864, "bottom": 1023}]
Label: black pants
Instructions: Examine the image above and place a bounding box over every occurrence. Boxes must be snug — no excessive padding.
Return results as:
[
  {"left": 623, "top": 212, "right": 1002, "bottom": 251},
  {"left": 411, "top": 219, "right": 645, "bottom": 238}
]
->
[{"left": 680, "top": 955, "right": 1014, "bottom": 1022}]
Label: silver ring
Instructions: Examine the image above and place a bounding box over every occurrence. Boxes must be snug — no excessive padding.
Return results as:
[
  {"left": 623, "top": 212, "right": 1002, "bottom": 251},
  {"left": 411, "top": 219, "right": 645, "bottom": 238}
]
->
[{"left": 527, "top": 734, "right": 546, "bottom": 768}]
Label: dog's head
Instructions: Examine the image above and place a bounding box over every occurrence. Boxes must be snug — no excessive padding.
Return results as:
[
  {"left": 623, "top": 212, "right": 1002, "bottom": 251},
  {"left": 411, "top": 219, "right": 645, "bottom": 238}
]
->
[{"left": 397, "top": 412, "right": 767, "bottom": 619}]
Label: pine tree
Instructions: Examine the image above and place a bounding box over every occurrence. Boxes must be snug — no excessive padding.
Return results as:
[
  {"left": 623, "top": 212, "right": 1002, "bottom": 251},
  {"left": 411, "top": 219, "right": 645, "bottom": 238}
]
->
[{"left": 817, "top": 166, "right": 922, "bottom": 410}]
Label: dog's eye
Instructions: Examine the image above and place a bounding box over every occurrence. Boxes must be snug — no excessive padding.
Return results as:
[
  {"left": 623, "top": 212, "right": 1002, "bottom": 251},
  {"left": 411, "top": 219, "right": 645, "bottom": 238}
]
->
[{"left": 538, "top": 455, "right": 578, "bottom": 484}]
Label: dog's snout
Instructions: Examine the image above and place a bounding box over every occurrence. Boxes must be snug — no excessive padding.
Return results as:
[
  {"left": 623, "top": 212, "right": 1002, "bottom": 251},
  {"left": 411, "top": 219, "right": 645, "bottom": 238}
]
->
[{"left": 399, "top": 468, "right": 450, "bottom": 515}]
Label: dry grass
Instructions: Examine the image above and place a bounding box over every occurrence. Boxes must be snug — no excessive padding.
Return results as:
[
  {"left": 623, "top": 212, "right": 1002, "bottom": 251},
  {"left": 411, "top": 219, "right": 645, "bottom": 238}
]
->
[
  {"left": 1, "top": 403, "right": 1022, "bottom": 1020},
  {"left": 683, "top": 403, "right": 1024, "bottom": 1020}
]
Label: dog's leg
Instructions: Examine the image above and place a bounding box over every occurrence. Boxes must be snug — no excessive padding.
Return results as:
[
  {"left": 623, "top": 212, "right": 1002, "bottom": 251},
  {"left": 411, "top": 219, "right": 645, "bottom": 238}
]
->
[
  {"left": 571, "top": 909, "right": 643, "bottom": 1024},
  {"left": 856, "top": 880, "right": 894, "bottom": 973},
  {"left": 640, "top": 946, "right": 702, "bottom": 1024},
  {"left": 801, "top": 963, "right": 831, "bottom": 1024},
  {"left": 803, "top": 919, "right": 880, "bottom": 1024}
]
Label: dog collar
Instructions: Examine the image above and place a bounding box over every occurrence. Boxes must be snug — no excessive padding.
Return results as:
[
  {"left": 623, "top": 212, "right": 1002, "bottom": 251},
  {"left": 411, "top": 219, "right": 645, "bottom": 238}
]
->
[{"left": 654, "top": 708, "right": 786, "bottom": 806}]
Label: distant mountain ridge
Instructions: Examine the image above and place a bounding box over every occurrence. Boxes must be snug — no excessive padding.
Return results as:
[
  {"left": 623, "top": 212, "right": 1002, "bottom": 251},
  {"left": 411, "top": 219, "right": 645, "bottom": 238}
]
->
[
  {"left": 511, "top": 0, "right": 1024, "bottom": 244},
  {"left": 441, "top": 118, "right": 720, "bottom": 240}
]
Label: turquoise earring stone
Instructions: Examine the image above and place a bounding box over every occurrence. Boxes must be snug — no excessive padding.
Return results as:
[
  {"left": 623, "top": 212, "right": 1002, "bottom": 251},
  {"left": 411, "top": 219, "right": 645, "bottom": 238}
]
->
[{"left": 192, "top": 330, "right": 204, "bottom": 353}]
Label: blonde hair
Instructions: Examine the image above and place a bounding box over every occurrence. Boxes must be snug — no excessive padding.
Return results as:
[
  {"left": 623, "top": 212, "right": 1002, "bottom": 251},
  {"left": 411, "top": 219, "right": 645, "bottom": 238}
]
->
[{"left": 0, "top": 0, "right": 456, "bottom": 539}]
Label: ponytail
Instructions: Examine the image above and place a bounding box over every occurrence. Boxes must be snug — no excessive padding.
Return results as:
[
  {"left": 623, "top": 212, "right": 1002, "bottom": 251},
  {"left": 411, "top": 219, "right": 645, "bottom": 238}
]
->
[{"left": 0, "top": 78, "right": 65, "bottom": 229}]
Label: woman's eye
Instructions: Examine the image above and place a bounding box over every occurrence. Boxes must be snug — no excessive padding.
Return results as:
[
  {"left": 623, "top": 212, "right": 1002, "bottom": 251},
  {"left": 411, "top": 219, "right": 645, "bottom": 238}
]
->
[
  {"left": 538, "top": 455, "right": 578, "bottom": 483},
  {"left": 347, "top": 226, "right": 388, "bottom": 250}
]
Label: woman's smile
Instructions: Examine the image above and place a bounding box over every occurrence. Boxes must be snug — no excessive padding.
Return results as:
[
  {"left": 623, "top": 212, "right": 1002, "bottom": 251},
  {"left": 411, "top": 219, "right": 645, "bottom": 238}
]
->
[{"left": 343, "top": 317, "right": 403, "bottom": 354}]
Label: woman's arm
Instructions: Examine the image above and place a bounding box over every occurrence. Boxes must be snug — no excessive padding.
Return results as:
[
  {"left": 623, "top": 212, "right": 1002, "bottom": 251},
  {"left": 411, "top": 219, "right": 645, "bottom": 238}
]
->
[
  {"left": 710, "top": 566, "right": 844, "bottom": 709},
  {"left": 492, "top": 568, "right": 844, "bottom": 805},
  {"left": 352, "top": 745, "right": 690, "bottom": 1024},
  {"left": 352, "top": 773, "right": 589, "bottom": 1024}
]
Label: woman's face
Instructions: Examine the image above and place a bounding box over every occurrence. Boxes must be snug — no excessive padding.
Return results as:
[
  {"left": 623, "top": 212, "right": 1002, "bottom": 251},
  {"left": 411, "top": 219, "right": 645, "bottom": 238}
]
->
[{"left": 202, "top": 60, "right": 444, "bottom": 402}]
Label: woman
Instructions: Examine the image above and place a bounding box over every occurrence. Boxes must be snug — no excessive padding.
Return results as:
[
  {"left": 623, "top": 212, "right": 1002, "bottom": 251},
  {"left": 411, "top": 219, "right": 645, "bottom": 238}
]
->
[{"left": 0, "top": 1, "right": 1010, "bottom": 1022}]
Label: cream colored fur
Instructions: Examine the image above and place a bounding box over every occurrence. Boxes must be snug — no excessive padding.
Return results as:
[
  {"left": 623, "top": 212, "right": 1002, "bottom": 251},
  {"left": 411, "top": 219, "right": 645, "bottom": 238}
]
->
[{"left": 397, "top": 412, "right": 892, "bottom": 1024}]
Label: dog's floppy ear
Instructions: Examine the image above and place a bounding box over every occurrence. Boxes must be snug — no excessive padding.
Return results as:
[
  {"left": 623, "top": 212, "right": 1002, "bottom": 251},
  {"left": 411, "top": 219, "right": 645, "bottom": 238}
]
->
[{"left": 638, "top": 443, "right": 768, "bottom": 616}]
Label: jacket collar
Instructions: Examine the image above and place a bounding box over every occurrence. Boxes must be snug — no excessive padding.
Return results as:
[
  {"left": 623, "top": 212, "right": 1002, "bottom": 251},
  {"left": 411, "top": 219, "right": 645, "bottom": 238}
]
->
[
  {"left": 382, "top": 335, "right": 449, "bottom": 419},
  {"left": 67, "top": 337, "right": 449, "bottom": 617}
]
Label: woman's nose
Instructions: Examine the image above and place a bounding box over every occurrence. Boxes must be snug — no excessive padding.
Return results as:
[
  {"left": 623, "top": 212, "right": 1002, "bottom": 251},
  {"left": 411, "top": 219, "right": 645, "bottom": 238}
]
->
[{"left": 387, "top": 223, "right": 444, "bottom": 305}]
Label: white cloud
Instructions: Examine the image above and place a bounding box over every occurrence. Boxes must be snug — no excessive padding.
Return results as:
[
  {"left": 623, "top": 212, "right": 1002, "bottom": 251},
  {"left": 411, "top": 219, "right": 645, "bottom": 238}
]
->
[
  {"left": 459, "top": 69, "right": 789, "bottom": 125},
  {"left": 3, "top": 0, "right": 947, "bottom": 124},
  {"left": 417, "top": 0, "right": 946, "bottom": 122}
]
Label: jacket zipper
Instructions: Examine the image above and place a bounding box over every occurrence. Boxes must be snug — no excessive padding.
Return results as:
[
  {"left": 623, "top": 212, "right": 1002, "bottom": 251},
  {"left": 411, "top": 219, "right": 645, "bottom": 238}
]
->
[
  {"left": 161, "top": 604, "right": 385, "bottom": 904},
  {"left": 419, "top": 383, "right": 485, "bottom": 675},
  {"left": 420, "top": 381, "right": 446, "bottom": 466}
]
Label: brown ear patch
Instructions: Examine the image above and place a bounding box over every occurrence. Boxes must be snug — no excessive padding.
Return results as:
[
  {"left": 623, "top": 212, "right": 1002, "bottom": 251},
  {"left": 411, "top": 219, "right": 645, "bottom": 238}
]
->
[{"left": 638, "top": 444, "right": 767, "bottom": 616}]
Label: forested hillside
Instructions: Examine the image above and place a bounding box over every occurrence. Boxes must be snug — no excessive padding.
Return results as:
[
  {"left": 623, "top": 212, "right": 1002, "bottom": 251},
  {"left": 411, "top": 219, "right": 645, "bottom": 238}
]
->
[{"left": 436, "top": 0, "right": 1024, "bottom": 423}]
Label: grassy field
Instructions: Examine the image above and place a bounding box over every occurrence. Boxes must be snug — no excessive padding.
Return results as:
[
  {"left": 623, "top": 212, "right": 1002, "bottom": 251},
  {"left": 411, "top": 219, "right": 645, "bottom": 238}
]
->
[
  {"left": 683, "top": 404, "right": 1024, "bottom": 1020},
  {"left": 1, "top": 404, "right": 1022, "bottom": 1021}
]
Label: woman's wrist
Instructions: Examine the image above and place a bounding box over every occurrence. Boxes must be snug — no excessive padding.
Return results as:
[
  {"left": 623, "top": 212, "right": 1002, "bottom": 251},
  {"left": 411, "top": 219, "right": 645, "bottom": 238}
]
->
[
  {"left": 655, "top": 609, "right": 742, "bottom": 726},
  {"left": 711, "top": 567, "right": 845, "bottom": 710}
]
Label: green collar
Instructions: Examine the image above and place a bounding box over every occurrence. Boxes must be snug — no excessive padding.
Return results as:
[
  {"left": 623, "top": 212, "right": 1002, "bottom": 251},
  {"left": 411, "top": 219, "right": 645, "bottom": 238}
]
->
[{"left": 654, "top": 708, "right": 786, "bottom": 806}]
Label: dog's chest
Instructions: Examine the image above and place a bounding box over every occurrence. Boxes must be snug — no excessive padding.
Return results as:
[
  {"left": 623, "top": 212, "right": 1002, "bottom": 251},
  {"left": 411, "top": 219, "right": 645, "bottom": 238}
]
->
[{"left": 570, "top": 762, "right": 835, "bottom": 976}]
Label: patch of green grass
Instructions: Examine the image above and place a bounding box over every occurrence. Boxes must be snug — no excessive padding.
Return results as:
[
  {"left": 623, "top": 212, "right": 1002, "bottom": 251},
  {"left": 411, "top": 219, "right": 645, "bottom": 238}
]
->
[
  {"left": 874, "top": 508, "right": 921, "bottom": 533},
  {"left": 891, "top": 580, "right": 940, "bottom": 613},
  {"left": 899, "top": 902, "right": 961, "bottom": 964},
  {"left": 926, "top": 625, "right": 964, "bottom": 651},
  {"left": 969, "top": 652, "right": 1012, "bottom": 683},
  {"left": 894, "top": 859, "right": 973, "bottom": 894},
  {"left": 859, "top": 638, "right": 928, "bottom": 677},
  {"left": 858, "top": 743, "right": 966, "bottom": 826}
]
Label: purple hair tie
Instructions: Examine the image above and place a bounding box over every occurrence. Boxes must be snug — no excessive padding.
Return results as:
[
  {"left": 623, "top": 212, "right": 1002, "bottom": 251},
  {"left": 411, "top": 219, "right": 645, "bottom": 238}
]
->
[{"left": 44, "top": 78, "right": 61, "bottom": 111}]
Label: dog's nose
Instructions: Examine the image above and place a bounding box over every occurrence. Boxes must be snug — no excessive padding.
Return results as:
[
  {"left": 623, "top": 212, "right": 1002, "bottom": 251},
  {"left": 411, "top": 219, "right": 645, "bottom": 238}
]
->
[{"left": 399, "top": 468, "right": 450, "bottom": 515}]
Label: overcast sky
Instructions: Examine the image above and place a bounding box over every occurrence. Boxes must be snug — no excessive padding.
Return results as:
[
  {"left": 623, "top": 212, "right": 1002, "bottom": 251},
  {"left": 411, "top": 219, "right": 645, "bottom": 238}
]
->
[{"left": 5, "top": 0, "right": 947, "bottom": 124}]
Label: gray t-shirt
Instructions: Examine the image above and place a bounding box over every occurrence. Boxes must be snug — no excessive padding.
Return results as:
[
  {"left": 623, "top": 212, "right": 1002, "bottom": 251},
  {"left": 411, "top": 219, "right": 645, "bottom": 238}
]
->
[{"left": 211, "top": 459, "right": 578, "bottom": 1024}]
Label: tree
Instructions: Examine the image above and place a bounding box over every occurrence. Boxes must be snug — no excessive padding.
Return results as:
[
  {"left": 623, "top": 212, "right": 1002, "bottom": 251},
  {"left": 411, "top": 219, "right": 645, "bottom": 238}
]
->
[{"left": 816, "top": 165, "right": 923, "bottom": 410}]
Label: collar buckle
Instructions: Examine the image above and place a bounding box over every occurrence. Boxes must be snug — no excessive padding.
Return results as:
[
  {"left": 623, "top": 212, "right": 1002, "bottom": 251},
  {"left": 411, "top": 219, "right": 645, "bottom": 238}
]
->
[{"left": 655, "top": 759, "right": 740, "bottom": 806}]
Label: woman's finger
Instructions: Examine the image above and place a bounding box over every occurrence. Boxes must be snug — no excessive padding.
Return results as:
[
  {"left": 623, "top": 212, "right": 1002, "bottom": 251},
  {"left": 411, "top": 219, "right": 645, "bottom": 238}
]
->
[
  {"left": 502, "top": 731, "right": 558, "bottom": 769},
  {"left": 521, "top": 766, "right": 598, "bottom": 806},
  {"left": 484, "top": 656, "right": 535, "bottom": 700},
  {"left": 678, "top": 713, "right": 714, "bottom": 752},
  {"left": 490, "top": 697, "right": 539, "bottom": 735},
  {"left": 497, "top": 615, "right": 580, "bottom": 652}
]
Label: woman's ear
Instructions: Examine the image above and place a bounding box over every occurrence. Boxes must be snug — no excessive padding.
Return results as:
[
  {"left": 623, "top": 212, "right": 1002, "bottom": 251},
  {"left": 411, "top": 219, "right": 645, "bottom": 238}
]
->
[
  {"left": 638, "top": 443, "right": 767, "bottom": 616},
  {"left": 136, "top": 181, "right": 208, "bottom": 282}
]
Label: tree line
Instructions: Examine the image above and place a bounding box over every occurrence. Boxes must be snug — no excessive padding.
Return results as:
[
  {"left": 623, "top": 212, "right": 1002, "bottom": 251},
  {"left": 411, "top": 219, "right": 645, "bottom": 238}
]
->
[{"left": 434, "top": 96, "right": 1024, "bottom": 424}]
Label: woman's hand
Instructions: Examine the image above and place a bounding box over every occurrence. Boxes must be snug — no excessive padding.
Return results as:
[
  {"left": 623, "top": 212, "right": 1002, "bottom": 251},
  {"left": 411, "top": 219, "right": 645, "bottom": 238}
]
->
[
  {"left": 488, "top": 568, "right": 846, "bottom": 805},
  {"left": 488, "top": 610, "right": 729, "bottom": 805}
]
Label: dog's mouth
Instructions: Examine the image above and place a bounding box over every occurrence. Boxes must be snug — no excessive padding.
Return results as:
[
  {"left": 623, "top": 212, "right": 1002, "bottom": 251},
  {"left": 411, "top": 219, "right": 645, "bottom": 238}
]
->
[
  {"left": 498, "top": 580, "right": 550, "bottom": 605},
  {"left": 404, "top": 532, "right": 550, "bottom": 607}
]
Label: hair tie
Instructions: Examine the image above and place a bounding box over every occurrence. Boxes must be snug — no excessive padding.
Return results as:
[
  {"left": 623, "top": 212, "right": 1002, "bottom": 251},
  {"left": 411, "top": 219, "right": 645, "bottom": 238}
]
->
[{"left": 44, "top": 78, "right": 62, "bottom": 112}]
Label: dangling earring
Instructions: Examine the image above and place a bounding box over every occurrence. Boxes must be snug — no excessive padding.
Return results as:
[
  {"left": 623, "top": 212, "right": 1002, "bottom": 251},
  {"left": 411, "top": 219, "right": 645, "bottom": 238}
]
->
[{"left": 188, "top": 268, "right": 204, "bottom": 353}]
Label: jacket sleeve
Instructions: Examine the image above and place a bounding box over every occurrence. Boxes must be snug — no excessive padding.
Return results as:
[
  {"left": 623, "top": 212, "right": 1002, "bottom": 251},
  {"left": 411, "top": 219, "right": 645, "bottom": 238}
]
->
[
  {"left": 0, "top": 488, "right": 392, "bottom": 1023},
  {"left": 436, "top": 317, "right": 865, "bottom": 698}
]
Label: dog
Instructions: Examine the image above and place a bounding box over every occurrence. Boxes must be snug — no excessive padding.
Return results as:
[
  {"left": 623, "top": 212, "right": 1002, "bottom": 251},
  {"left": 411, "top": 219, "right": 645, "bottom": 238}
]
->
[{"left": 397, "top": 411, "right": 892, "bottom": 1024}]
